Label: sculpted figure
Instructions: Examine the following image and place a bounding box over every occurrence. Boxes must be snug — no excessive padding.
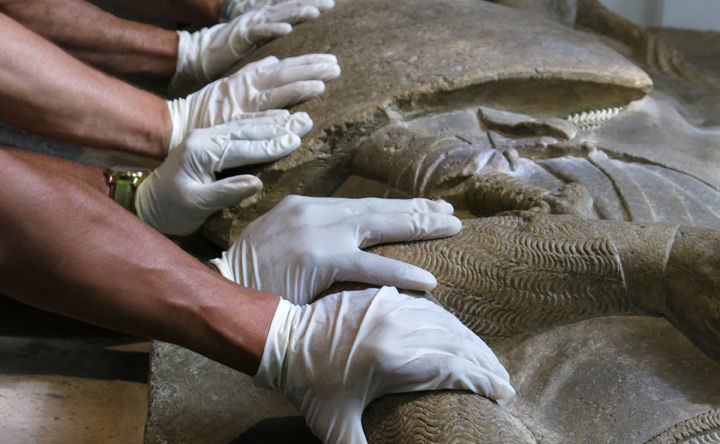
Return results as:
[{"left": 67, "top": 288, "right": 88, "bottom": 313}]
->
[
  {"left": 358, "top": 213, "right": 720, "bottom": 442},
  {"left": 145, "top": 0, "right": 720, "bottom": 442}
]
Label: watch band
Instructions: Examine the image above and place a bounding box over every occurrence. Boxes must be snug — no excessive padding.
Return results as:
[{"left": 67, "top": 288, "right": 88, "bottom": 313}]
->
[{"left": 104, "top": 167, "right": 152, "bottom": 213}]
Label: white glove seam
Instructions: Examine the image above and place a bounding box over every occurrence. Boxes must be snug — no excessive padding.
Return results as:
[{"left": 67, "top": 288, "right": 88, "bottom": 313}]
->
[
  {"left": 254, "top": 298, "right": 294, "bottom": 389},
  {"left": 209, "top": 256, "right": 235, "bottom": 280},
  {"left": 165, "top": 99, "right": 189, "bottom": 152}
]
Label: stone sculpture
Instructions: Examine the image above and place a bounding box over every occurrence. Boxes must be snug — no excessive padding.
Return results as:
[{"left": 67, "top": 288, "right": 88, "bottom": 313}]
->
[
  {"left": 358, "top": 214, "right": 720, "bottom": 442},
  {"left": 145, "top": 0, "right": 720, "bottom": 442}
]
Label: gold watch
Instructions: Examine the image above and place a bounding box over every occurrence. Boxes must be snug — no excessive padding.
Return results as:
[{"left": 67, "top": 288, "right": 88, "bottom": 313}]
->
[{"left": 103, "top": 167, "right": 152, "bottom": 213}]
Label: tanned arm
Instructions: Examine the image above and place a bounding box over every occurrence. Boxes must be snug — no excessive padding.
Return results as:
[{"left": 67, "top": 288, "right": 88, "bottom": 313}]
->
[
  {"left": 0, "top": 11, "right": 171, "bottom": 158},
  {"left": 0, "top": 0, "right": 179, "bottom": 79},
  {"left": 0, "top": 148, "right": 278, "bottom": 375},
  {"left": 2, "top": 146, "right": 109, "bottom": 195},
  {"left": 93, "top": 0, "right": 225, "bottom": 26}
]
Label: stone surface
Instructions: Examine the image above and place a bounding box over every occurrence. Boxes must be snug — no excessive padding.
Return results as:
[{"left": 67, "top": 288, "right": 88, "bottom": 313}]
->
[
  {"left": 363, "top": 316, "right": 720, "bottom": 443},
  {"left": 147, "top": 214, "right": 720, "bottom": 442},
  {"left": 210, "top": 0, "right": 651, "bottom": 246},
  {"left": 146, "top": 0, "right": 720, "bottom": 442},
  {"left": 144, "top": 342, "right": 298, "bottom": 444}
]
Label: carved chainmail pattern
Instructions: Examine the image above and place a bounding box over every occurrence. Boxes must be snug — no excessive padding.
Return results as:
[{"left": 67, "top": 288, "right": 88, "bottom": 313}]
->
[
  {"left": 362, "top": 391, "right": 536, "bottom": 444},
  {"left": 370, "top": 212, "right": 628, "bottom": 338},
  {"left": 645, "top": 409, "right": 720, "bottom": 444},
  {"left": 467, "top": 172, "right": 552, "bottom": 216}
]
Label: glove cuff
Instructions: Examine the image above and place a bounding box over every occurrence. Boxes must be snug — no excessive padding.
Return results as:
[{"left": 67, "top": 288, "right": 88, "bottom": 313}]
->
[
  {"left": 253, "top": 298, "right": 295, "bottom": 390},
  {"left": 208, "top": 255, "right": 235, "bottom": 281},
  {"left": 165, "top": 98, "right": 189, "bottom": 152},
  {"left": 169, "top": 30, "right": 206, "bottom": 97}
]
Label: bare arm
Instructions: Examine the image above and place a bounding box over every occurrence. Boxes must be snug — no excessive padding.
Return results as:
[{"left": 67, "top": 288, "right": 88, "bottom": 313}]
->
[
  {"left": 2, "top": 146, "right": 109, "bottom": 195},
  {"left": 0, "top": 11, "right": 171, "bottom": 158},
  {"left": 93, "top": 0, "right": 225, "bottom": 26},
  {"left": 0, "top": 148, "right": 278, "bottom": 374},
  {"left": 0, "top": 0, "right": 178, "bottom": 80}
]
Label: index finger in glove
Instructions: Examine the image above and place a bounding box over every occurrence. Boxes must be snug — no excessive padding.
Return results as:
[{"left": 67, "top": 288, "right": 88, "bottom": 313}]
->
[
  {"left": 218, "top": 133, "right": 301, "bottom": 169},
  {"left": 344, "top": 197, "right": 456, "bottom": 216},
  {"left": 356, "top": 212, "right": 461, "bottom": 248},
  {"left": 280, "top": 0, "right": 335, "bottom": 11},
  {"left": 384, "top": 354, "right": 516, "bottom": 401},
  {"left": 246, "top": 23, "right": 292, "bottom": 43},
  {"left": 235, "top": 55, "right": 280, "bottom": 76},
  {"left": 206, "top": 112, "right": 313, "bottom": 139},
  {"left": 335, "top": 251, "right": 438, "bottom": 292},
  {"left": 262, "top": 5, "right": 321, "bottom": 24},
  {"left": 196, "top": 174, "right": 264, "bottom": 210},
  {"left": 255, "top": 61, "right": 341, "bottom": 90},
  {"left": 268, "top": 53, "right": 338, "bottom": 68},
  {"left": 256, "top": 80, "right": 326, "bottom": 110}
]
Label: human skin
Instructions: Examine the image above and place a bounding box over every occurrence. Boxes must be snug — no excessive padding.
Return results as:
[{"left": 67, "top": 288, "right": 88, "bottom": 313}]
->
[
  {"left": 2, "top": 146, "right": 109, "bottom": 195},
  {"left": 0, "top": 0, "right": 180, "bottom": 80},
  {"left": 0, "top": 148, "right": 278, "bottom": 375},
  {"left": 0, "top": 12, "right": 171, "bottom": 158},
  {"left": 91, "top": 0, "right": 225, "bottom": 26}
]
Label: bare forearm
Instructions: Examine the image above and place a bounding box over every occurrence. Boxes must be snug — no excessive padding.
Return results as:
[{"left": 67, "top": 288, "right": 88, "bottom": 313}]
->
[
  {"left": 94, "top": 0, "right": 225, "bottom": 26},
  {"left": 1, "top": 146, "right": 109, "bottom": 195},
  {"left": 0, "top": 0, "right": 178, "bottom": 79},
  {"left": 0, "top": 11, "right": 171, "bottom": 158},
  {"left": 0, "top": 150, "right": 277, "bottom": 374}
]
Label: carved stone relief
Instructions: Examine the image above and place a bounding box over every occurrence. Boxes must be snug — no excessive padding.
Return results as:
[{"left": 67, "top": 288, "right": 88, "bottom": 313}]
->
[{"left": 146, "top": 0, "right": 720, "bottom": 442}]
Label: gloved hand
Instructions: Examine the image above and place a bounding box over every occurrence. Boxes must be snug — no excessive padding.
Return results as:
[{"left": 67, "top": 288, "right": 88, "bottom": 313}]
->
[
  {"left": 257, "top": 286, "right": 516, "bottom": 443},
  {"left": 136, "top": 111, "right": 312, "bottom": 235},
  {"left": 210, "top": 195, "right": 462, "bottom": 304},
  {"left": 172, "top": 1, "right": 324, "bottom": 93},
  {"left": 166, "top": 54, "right": 339, "bottom": 151},
  {"left": 220, "top": 0, "right": 334, "bottom": 22}
]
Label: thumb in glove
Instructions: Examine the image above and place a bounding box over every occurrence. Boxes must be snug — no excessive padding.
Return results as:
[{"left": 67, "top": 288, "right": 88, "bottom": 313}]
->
[{"left": 136, "top": 111, "right": 311, "bottom": 235}]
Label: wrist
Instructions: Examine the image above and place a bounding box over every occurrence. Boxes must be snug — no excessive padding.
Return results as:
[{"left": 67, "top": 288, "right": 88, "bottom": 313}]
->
[
  {"left": 165, "top": 98, "right": 188, "bottom": 152},
  {"left": 197, "top": 283, "right": 282, "bottom": 375},
  {"left": 254, "top": 298, "right": 295, "bottom": 388},
  {"left": 170, "top": 30, "right": 205, "bottom": 96}
]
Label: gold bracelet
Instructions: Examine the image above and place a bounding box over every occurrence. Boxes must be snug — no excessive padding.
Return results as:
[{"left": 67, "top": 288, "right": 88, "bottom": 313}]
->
[{"left": 103, "top": 167, "right": 152, "bottom": 213}]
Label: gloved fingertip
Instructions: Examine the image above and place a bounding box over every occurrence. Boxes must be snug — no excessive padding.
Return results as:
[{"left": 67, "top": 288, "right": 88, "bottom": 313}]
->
[
  {"left": 432, "top": 199, "right": 455, "bottom": 214},
  {"left": 494, "top": 382, "right": 517, "bottom": 401},
  {"left": 326, "top": 63, "right": 342, "bottom": 80},
  {"left": 447, "top": 215, "right": 462, "bottom": 235},
  {"left": 305, "top": 80, "right": 326, "bottom": 95},
  {"left": 301, "top": 6, "right": 321, "bottom": 18},
  {"left": 276, "top": 22, "right": 293, "bottom": 34},
  {"left": 258, "top": 55, "right": 281, "bottom": 66},
  {"left": 425, "top": 214, "right": 462, "bottom": 237},
  {"left": 279, "top": 133, "right": 302, "bottom": 150},
  {"left": 244, "top": 175, "right": 264, "bottom": 189},
  {"left": 407, "top": 269, "right": 438, "bottom": 291},
  {"left": 288, "top": 112, "right": 313, "bottom": 135}
]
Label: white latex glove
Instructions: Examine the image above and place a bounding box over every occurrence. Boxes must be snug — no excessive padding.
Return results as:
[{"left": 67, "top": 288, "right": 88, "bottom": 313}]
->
[
  {"left": 172, "top": 1, "right": 323, "bottom": 93},
  {"left": 166, "top": 54, "right": 339, "bottom": 151},
  {"left": 257, "top": 287, "right": 516, "bottom": 443},
  {"left": 136, "top": 111, "right": 312, "bottom": 235},
  {"left": 220, "top": 0, "right": 334, "bottom": 22},
  {"left": 210, "top": 195, "right": 462, "bottom": 304}
]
